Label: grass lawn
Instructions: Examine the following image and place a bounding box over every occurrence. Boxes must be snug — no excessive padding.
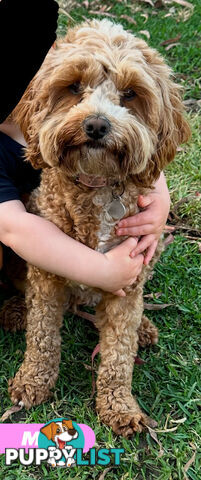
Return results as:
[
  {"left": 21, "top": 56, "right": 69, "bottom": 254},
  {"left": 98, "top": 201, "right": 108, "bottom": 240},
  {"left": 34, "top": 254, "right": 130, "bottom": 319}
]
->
[{"left": 0, "top": 0, "right": 200, "bottom": 479}]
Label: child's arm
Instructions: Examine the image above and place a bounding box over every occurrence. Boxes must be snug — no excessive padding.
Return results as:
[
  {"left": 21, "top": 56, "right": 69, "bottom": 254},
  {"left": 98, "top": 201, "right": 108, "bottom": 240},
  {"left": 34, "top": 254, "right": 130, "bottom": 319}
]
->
[
  {"left": 116, "top": 172, "right": 171, "bottom": 265},
  {"left": 0, "top": 199, "right": 144, "bottom": 296}
]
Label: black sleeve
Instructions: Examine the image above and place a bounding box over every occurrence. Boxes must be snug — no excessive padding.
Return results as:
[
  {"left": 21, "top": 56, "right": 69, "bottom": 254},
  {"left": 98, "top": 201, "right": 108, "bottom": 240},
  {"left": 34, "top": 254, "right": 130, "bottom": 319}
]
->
[
  {"left": 0, "top": 0, "right": 59, "bottom": 123},
  {"left": 0, "top": 153, "right": 20, "bottom": 203}
]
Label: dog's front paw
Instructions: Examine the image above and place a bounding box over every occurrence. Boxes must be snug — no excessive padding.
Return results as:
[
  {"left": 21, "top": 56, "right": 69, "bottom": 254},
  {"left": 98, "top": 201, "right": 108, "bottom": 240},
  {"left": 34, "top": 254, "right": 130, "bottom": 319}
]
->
[
  {"left": 96, "top": 390, "right": 157, "bottom": 437},
  {"left": 111, "top": 410, "right": 156, "bottom": 437},
  {"left": 8, "top": 367, "right": 52, "bottom": 408},
  {"left": 67, "top": 458, "right": 76, "bottom": 467}
]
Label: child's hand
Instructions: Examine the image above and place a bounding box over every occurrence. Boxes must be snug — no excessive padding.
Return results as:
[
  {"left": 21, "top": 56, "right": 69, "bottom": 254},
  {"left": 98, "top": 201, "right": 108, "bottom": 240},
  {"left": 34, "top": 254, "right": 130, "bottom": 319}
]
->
[
  {"left": 116, "top": 181, "right": 170, "bottom": 265},
  {"left": 101, "top": 237, "right": 144, "bottom": 297}
]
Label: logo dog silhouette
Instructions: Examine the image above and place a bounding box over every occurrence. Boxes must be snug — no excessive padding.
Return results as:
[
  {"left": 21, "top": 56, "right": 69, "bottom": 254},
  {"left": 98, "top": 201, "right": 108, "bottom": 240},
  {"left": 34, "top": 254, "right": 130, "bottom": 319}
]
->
[{"left": 41, "top": 419, "right": 78, "bottom": 467}]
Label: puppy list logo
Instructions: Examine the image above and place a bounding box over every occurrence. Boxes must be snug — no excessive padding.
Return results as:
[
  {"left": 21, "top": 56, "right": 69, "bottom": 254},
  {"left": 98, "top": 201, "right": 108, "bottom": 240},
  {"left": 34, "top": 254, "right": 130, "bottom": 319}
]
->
[{"left": 3, "top": 418, "right": 124, "bottom": 467}]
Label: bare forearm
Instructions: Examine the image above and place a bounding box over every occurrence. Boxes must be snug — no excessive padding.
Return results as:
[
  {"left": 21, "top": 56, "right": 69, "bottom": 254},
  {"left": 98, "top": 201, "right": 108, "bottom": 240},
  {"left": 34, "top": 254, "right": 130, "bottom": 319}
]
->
[
  {"left": 0, "top": 200, "right": 145, "bottom": 294},
  {"left": 1, "top": 203, "right": 105, "bottom": 286}
]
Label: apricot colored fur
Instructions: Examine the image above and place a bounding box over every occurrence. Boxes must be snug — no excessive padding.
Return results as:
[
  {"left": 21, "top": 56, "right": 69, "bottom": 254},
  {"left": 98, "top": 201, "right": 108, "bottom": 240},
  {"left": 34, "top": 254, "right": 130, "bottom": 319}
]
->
[{"left": 6, "top": 20, "right": 190, "bottom": 436}]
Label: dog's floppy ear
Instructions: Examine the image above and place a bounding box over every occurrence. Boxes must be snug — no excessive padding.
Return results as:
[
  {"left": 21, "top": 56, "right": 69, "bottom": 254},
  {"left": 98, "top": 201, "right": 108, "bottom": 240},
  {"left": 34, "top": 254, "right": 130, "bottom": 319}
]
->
[
  {"left": 40, "top": 422, "right": 54, "bottom": 440},
  {"left": 152, "top": 77, "right": 191, "bottom": 172},
  {"left": 134, "top": 52, "right": 191, "bottom": 187},
  {"left": 12, "top": 67, "right": 51, "bottom": 170},
  {"left": 63, "top": 419, "right": 74, "bottom": 430}
]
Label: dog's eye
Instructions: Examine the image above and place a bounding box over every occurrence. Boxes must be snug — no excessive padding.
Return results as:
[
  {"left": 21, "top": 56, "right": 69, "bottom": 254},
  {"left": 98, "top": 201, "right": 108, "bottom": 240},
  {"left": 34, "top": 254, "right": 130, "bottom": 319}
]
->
[
  {"left": 56, "top": 428, "right": 60, "bottom": 433},
  {"left": 123, "top": 88, "right": 136, "bottom": 100},
  {"left": 63, "top": 426, "right": 67, "bottom": 431},
  {"left": 69, "top": 82, "right": 82, "bottom": 95}
]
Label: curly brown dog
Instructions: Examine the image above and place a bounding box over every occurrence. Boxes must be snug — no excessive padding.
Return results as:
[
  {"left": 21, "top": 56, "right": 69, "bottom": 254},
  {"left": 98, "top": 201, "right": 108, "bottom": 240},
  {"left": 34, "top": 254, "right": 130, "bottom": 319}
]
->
[{"left": 5, "top": 20, "right": 190, "bottom": 437}]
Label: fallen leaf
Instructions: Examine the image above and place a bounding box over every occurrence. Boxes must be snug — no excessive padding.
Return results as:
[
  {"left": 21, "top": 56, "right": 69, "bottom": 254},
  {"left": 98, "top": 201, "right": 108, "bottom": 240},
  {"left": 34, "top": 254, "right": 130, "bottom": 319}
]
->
[
  {"left": 98, "top": 468, "right": 113, "bottom": 480},
  {"left": 120, "top": 15, "right": 137, "bottom": 25},
  {"left": 170, "top": 417, "right": 187, "bottom": 424},
  {"left": 97, "top": 5, "right": 107, "bottom": 13},
  {"left": 177, "top": 8, "right": 192, "bottom": 21},
  {"left": 76, "top": 309, "right": 96, "bottom": 324},
  {"left": 146, "top": 426, "right": 164, "bottom": 457},
  {"left": 134, "top": 356, "right": 145, "bottom": 365},
  {"left": 183, "top": 235, "right": 201, "bottom": 241},
  {"left": 160, "top": 34, "right": 181, "bottom": 45},
  {"left": 164, "top": 233, "right": 174, "bottom": 246},
  {"left": 140, "top": 0, "right": 154, "bottom": 6},
  {"left": 156, "top": 425, "right": 181, "bottom": 432},
  {"left": 183, "top": 450, "right": 196, "bottom": 480},
  {"left": 172, "top": 0, "right": 193, "bottom": 9},
  {"left": 59, "top": 8, "right": 75, "bottom": 23},
  {"left": 0, "top": 403, "right": 24, "bottom": 422},
  {"left": 144, "top": 292, "right": 162, "bottom": 299},
  {"left": 83, "top": 363, "right": 93, "bottom": 371},
  {"left": 139, "top": 30, "right": 150, "bottom": 39},
  {"left": 82, "top": 0, "right": 89, "bottom": 8},
  {"left": 81, "top": 15, "right": 91, "bottom": 24},
  {"left": 165, "top": 42, "right": 180, "bottom": 50},
  {"left": 89, "top": 10, "right": 116, "bottom": 18},
  {"left": 166, "top": 223, "right": 201, "bottom": 236},
  {"left": 141, "top": 13, "right": 149, "bottom": 22},
  {"left": 144, "top": 303, "right": 174, "bottom": 310}
]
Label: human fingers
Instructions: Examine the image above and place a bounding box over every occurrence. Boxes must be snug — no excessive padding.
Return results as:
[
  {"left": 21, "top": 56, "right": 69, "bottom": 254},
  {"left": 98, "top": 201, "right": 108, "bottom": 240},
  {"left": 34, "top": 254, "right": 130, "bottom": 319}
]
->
[
  {"left": 130, "top": 254, "right": 144, "bottom": 280},
  {"left": 118, "top": 210, "right": 152, "bottom": 230},
  {"left": 116, "top": 223, "right": 153, "bottom": 237},
  {"left": 137, "top": 194, "right": 153, "bottom": 208},
  {"left": 113, "top": 289, "right": 126, "bottom": 297},
  {"left": 143, "top": 240, "right": 158, "bottom": 265},
  {"left": 114, "top": 236, "right": 138, "bottom": 256},
  {"left": 130, "top": 234, "right": 155, "bottom": 258}
]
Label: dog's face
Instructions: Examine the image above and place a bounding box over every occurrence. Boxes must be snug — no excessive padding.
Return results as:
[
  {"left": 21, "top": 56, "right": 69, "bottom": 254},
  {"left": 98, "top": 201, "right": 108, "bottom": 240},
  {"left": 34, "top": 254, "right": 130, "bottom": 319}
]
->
[
  {"left": 41, "top": 420, "right": 78, "bottom": 448},
  {"left": 14, "top": 20, "right": 190, "bottom": 186}
]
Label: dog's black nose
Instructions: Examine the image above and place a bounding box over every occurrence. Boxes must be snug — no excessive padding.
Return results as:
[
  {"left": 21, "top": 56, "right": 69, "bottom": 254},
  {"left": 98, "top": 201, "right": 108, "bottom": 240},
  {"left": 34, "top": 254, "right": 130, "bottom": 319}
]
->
[
  {"left": 83, "top": 115, "right": 110, "bottom": 140},
  {"left": 68, "top": 428, "right": 76, "bottom": 436}
]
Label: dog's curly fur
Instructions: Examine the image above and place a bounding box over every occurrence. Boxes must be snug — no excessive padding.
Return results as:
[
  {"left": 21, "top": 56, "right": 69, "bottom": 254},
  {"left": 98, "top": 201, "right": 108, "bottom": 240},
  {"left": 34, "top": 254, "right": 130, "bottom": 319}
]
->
[{"left": 5, "top": 20, "right": 190, "bottom": 436}]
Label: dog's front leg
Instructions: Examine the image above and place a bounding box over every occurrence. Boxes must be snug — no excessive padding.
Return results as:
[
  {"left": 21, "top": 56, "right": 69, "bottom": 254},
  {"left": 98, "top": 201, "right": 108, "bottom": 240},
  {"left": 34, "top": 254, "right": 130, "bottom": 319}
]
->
[
  {"left": 8, "top": 266, "right": 66, "bottom": 408},
  {"left": 95, "top": 289, "right": 156, "bottom": 437}
]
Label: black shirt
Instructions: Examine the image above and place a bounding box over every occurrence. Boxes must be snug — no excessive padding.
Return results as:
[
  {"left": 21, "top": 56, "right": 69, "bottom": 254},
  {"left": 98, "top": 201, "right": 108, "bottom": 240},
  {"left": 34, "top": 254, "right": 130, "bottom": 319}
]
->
[
  {"left": 0, "top": 132, "right": 40, "bottom": 203},
  {"left": 0, "top": 0, "right": 59, "bottom": 123}
]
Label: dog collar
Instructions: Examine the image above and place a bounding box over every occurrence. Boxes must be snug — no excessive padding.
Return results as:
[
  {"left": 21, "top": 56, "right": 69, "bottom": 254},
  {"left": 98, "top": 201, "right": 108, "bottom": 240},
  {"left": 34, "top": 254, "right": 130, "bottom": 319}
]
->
[
  {"left": 75, "top": 173, "right": 122, "bottom": 188},
  {"left": 75, "top": 175, "right": 126, "bottom": 219},
  {"left": 75, "top": 174, "right": 108, "bottom": 188}
]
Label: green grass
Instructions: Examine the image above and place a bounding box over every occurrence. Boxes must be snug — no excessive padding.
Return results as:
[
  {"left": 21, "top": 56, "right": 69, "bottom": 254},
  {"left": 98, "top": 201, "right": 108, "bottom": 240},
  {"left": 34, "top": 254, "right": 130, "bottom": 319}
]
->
[
  {"left": 167, "top": 113, "right": 201, "bottom": 230},
  {"left": 0, "top": 1, "right": 201, "bottom": 479}
]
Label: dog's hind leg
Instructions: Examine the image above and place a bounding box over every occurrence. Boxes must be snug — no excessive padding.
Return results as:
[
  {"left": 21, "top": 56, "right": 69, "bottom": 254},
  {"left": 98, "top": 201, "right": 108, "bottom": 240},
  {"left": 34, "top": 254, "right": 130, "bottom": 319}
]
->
[
  {"left": 0, "top": 296, "right": 27, "bottom": 332},
  {"left": 137, "top": 315, "right": 158, "bottom": 348},
  {"left": 8, "top": 266, "right": 66, "bottom": 408},
  {"left": 95, "top": 288, "right": 157, "bottom": 437}
]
